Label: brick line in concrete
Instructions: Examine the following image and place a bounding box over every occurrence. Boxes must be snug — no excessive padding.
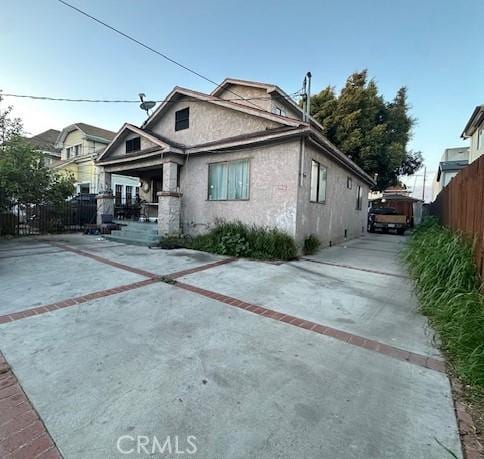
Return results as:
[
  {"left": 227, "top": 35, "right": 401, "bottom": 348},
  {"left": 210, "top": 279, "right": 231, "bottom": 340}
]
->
[
  {"left": 0, "top": 352, "right": 62, "bottom": 458},
  {"left": 301, "top": 257, "right": 410, "bottom": 279},
  {"left": 173, "top": 281, "right": 445, "bottom": 373},
  {"left": 0, "top": 250, "right": 235, "bottom": 324},
  {"left": 0, "top": 279, "right": 160, "bottom": 325}
]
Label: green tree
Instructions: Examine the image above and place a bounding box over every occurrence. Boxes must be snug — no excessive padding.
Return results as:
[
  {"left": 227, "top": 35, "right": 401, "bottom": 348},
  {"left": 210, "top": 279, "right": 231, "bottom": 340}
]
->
[
  {"left": 0, "top": 94, "right": 23, "bottom": 148},
  {"left": 0, "top": 136, "right": 75, "bottom": 209},
  {"left": 310, "top": 70, "right": 422, "bottom": 190}
]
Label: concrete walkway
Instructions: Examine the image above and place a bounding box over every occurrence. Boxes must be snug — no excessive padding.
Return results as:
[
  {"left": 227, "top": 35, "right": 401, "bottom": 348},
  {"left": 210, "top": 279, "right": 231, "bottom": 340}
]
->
[{"left": 0, "top": 233, "right": 461, "bottom": 458}]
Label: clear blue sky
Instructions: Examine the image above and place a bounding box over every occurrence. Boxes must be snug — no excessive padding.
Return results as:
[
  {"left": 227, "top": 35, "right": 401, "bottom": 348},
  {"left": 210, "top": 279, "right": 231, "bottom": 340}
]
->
[{"left": 1, "top": 0, "right": 483, "bottom": 197}]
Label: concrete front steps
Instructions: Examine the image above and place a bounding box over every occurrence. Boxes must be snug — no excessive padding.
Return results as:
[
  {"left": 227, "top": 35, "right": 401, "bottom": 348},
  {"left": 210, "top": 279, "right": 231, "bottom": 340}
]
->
[{"left": 106, "top": 220, "right": 160, "bottom": 247}]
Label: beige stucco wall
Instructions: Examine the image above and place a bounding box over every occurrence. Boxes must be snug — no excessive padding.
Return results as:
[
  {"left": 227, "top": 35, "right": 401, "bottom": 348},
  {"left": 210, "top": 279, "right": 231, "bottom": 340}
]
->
[
  {"left": 151, "top": 96, "right": 281, "bottom": 146},
  {"left": 179, "top": 140, "right": 300, "bottom": 237},
  {"left": 295, "top": 142, "right": 369, "bottom": 247}
]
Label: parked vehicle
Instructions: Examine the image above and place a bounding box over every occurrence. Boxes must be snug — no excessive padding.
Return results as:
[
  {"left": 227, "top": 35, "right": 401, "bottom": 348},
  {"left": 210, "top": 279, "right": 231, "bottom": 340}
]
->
[{"left": 368, "top": 207, "right": 409, "bottom": 235}]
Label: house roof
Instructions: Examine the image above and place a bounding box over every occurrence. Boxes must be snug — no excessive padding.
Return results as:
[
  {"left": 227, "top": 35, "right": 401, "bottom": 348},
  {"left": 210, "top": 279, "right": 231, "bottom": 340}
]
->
[
  {"left": 56, "top": 123, "right": 116, "bottom": 147},
  {"left": 26, "top": 129, "right": 61, "bottom": 155},
  {"left": 461, "top": 105, "right": 484, "bottom": 138},
  {"left": 436, "top": 160, "right": 469, "bottom": 181},
  {"left": 102, "top": 78, "right": 375, "bottom": 187},
  {"left": 141, "top": 86, "right": 304, "bottom": 131}
]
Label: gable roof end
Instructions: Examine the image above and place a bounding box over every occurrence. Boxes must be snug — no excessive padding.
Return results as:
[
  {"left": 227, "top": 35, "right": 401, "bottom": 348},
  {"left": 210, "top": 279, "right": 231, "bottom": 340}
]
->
[{"left": 96, "top": 123, "right": 181, "bottom": 163}]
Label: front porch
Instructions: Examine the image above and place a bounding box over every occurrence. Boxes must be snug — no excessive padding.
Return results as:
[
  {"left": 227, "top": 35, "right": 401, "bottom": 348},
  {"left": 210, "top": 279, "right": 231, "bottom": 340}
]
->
[{"left": 96, "top": 150, "right": 184, "bottom": 238}]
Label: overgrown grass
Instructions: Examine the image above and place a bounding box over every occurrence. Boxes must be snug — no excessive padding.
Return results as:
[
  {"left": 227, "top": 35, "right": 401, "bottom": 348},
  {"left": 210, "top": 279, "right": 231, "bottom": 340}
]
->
[
  {"left": 191, "top": 220, "right": 298, "bottom": 260},
  {"left": 303, "top": 234, "right": 320, "bottom": 255},
  {"left": 403, "top": 217, "right": 484, "bottom": 387}
]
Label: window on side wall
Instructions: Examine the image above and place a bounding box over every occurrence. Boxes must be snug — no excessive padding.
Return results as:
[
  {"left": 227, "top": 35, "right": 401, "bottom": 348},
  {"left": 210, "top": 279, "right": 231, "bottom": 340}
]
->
[
  {"left": 356, "top": 185, "right": 363, "bottom": 210},
  {"left": 66, "top": 147, "right": 71, "bottom": 159},
  {"left": 115, "top": 184, "right": 123, "bottom": 205},
  {"left": 347, "top": 177, "right": 352, "bottom": 189},
  {"left": 478, "top": 128, "right": 484, "bottom": 150},
  {"left": 175, "top": 107, "right": 189, "bottom": 131},
  {"left": 310, "top": 160, "right": 327, "bottom": 203},
  {"left": 126, "top": 137, "right": 141, "bottom": 153},
  {"left": 208, "top": 159, "right": 249, "bottom": 200}
]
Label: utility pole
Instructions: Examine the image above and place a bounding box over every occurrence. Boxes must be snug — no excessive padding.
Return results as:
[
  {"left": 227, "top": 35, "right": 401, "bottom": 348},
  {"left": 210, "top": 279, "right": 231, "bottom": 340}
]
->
[{"left": 422, "top": 166, "right": 427, "bottom": 202}]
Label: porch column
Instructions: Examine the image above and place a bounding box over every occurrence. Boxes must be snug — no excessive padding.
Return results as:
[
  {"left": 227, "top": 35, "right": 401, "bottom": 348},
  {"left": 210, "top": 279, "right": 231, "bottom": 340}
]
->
[
  {"left": 158, "top": 162, "right": 182, "bottom": 236},
  {"left": 96, "top": 170, "right": 114, "bottom": 225}
]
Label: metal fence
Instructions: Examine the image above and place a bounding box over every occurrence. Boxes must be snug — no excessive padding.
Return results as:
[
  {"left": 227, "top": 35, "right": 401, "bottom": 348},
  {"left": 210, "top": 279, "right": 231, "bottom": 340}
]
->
[
  {"left": 0, "top": 199, "right": 97, "bottom": 237},
  {"left": 430, "top": 154, "right": 484, "bottom": 279}
]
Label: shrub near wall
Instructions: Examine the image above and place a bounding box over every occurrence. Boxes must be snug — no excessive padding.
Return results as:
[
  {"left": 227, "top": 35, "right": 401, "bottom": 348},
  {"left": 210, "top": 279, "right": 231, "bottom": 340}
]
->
[
  {"left": 404, "top": 217, "right": 484, "bottom": 386},
  {"left": 191, "top": 221, "right": 298, "bottom": 261}
]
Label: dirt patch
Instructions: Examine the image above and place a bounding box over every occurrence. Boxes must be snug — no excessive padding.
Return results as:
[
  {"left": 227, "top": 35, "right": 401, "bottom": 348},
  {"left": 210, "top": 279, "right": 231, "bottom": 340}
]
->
[{"left": 449, "top": 371, "right": 484, "bottom": 457}]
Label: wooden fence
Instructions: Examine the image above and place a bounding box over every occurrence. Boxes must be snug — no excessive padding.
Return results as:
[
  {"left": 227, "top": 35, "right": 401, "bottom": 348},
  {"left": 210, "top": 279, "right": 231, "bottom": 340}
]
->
[{"left": 430, "top": 154, "right": 484, "bottom": 279}]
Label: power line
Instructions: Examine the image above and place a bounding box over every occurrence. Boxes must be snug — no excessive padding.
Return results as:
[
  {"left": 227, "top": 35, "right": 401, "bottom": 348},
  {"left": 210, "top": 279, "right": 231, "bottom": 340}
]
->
[
  {"left": 55, "top": 0, "right": 268, "bottom": 110},
  {"left": 0, "top": 91, "right": 302, "bottom": 104}
]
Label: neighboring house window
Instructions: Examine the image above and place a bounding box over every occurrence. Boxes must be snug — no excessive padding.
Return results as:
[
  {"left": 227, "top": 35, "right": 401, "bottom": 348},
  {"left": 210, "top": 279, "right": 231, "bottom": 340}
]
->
[
  {"left": 208, "top": 159, "right": 249, "bottom": 200},
  {"left": 126, "top": 137, "right": 141, "bottom": 153},
  {"left": 347, "top": 177, "right": 352, "bottom": 189},
  {"left": 271, "top": 105, "right": 287, "bottom": 117},
  {"left": 356, "top": 185, "right": 363, "bottom": 210},
  {"left": 66, "top": 147, "right": 71, "bottom": 159},
  {"left": 126, "top": 186, "right": 133, "bottom": 204},
  {"left": 74, "top": 145, "right": 80, "bottom": 156},
  {"left": 115, "top": 184, "right": 123, "bottom": 205},
  {"left": 79, "top": 184, "right": 90, "bottom": 194},
  {"left": 135, "top": 186, "right": 140, "bottom": 201},
  {"left": 478, "top": 128, "right": 484, "bottom": 150},
  {"left": 175, "top": 107, "right": 189, "bottom": 131},
  {"left": 310, "top": 160, "right": 327, "bottom": 203}
]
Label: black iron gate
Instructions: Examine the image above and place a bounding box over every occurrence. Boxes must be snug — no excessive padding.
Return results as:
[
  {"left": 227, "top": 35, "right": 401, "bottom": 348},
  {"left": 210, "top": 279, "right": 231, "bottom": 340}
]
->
[{"left": 0, "top": 200, "right": 97, "bottom": 237}]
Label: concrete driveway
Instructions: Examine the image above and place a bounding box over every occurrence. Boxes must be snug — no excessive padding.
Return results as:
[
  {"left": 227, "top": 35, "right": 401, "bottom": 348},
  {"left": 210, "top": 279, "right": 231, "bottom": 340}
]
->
[{"left": 0, "top": 233, "right": 461, "bottom": 458}]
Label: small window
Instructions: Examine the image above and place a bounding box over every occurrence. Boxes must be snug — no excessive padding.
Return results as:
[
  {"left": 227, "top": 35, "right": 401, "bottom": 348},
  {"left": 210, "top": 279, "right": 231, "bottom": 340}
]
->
[
  {"left": 356, "top": 185, "right": 363, "bottom": 210},
  {"left": 310, "top": 160, "right": 327, "bottom": 203},
  {"left": 79, "top": 183, "right": 90, "bottom": 194},
  {"left": 126, "top": 185, "right": 133, "bottom": 204},
  {"left": 66, "top": 147, "right": 71, "bottom": 159},
  {"left": 478, "top": 128, "right": 484, "bottom": 150},
  {"left": 347, "top": 177, "right": 352, "bottom": 189},
  {"left": 135, "top": 186, "right": 140, "bottom": 201},
  {"left": 74, "top": 145, "right": 80, "bottom": 156},
  {"left": 115, "top": 184, "right": 123, "bottom": 205},
  {"left": 126, "top": 137, "right": 141, "bottom": 153},
  {"left": 175, "top": 107, "right": 189, "bottom": 131},
  {"left": 271, "top": 105, "right": 287, "bottom": 117},
  {"left": 208, "top": 159, "right": 249, "bottom": 200}
]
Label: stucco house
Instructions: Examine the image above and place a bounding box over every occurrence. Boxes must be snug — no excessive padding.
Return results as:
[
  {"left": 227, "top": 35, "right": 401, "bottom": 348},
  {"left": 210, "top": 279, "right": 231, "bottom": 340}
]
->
[
  {"left": 461, "top": 104, "right": 484, "bottom": 164},
  {"left": 53, "top": 123, "right": 139, "bottom": 197},
  {"left": 96, "top": 78, "right": 374, "bottom": 248}
]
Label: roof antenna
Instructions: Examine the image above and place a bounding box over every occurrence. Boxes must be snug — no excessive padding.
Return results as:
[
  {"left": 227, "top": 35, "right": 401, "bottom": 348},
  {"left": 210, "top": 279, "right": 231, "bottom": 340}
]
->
[{"left": 139, "top": 93, "right": 156, "bottom": 116}]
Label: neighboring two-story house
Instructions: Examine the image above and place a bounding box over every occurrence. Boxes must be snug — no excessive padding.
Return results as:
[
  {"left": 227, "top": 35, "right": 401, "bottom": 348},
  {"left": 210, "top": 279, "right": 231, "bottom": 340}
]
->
[
  {"left": 53, "top": 123, "right": 139, "bottom": 197},
  {"left": 462, "top": 104, "right": 484, "bottom": 163},
  {"left": 432, "top": 146, "right": 470, "bottom": 200},
  {"left": 96, "top": 78, "right": 374, "bottom": 248},
  {"left": 25, "top": 129, "right": 61, "bottom": 167}
]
